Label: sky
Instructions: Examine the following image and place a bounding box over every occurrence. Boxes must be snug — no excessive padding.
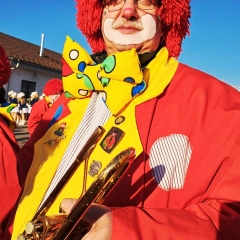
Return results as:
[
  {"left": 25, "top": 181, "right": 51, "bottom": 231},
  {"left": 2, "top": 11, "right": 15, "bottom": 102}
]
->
[{"left": 0, "top": 0, "right": 239, "bottom": 89}]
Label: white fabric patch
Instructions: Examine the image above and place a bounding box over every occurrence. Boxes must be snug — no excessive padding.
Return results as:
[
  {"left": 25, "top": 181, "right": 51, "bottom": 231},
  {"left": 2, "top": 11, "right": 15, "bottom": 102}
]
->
[{"left": 149, "top": 134, "right": 192, "bottom": 191}]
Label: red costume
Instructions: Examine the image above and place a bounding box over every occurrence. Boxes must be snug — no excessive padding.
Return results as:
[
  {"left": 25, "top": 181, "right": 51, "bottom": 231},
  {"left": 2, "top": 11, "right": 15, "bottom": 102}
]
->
[
  {"left": 27, "top": 98, "right": 51, "bottom": 135},
  {"left": 9, "top": 0, "right": 240, "bottom": 238},
  {"left": 16, "top": 63, "right": 240, "bottom": 239},
  {"left": 27, "top": 79, "right": 63, "bottom": 135}
]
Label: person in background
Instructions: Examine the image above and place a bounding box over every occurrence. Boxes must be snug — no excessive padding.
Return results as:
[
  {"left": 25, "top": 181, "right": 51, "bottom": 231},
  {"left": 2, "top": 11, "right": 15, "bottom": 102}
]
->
[
  {"left": 9, "top": 92, "right": 19, "bottom": 125},
  {"left": 0, "top": 87, "right": 18, "bottom": 130},
  {"left": 27, "top": 78, "right": 63, "bottom": 135},
  {"left": 28, "top": 91, "right": 39, "bottom": 115},
  {"left": 0, "top": 90, "right": 18, "bottom": 131},
  {"left": 0, "top": 88, "right": 7, "bottom": 103},
  {"left": 0, "top": 44, "right": 21, "bottom": 239},
  {"left": 9, "top": 0, "right": 240, "bottom": 239},
  {"left": 7, "top": 90, "right": 14, "bottom": 102},
  {"left": 17, "top": 92, "right": 28, "bottom": 126}
]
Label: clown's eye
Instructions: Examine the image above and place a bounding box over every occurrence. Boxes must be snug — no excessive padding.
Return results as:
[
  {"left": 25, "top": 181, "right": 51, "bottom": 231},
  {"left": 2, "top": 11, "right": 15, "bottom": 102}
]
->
[{"left": 69, "top": 50, "right": 79, "bottom": 60}]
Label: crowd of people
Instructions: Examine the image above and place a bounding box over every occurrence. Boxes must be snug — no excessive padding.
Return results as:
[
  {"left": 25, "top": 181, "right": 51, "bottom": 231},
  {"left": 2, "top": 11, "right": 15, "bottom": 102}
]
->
[
  {"left": 1, "top": 0, "right": 240, "bottom": 239},
  {"left": 7, "top": 90, "right": 42, "bottom": 126},
  {"left": 7, "top": 79, "right": 63, "bottom": 134}
]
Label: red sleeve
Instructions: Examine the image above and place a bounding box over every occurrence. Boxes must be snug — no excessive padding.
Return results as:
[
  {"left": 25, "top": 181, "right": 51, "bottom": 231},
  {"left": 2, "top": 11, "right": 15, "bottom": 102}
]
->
[
  {"left": 0, "top": 119, "right": 21, "bottom": 239},
  {"left": 110, "top": 151, "right": 240, "bottom": 239}
]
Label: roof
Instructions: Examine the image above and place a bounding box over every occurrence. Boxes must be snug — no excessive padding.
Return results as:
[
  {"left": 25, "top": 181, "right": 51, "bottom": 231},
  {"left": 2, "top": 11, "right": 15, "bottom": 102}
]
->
[{"left": 0, "top": 32, "right": 62, "bottom": 71}]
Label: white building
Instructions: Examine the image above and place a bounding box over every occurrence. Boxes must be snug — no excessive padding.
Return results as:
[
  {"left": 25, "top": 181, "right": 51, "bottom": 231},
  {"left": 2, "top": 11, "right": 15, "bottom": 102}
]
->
[{"left": 0, "top": 32, "right": 62, "bottom": 99}]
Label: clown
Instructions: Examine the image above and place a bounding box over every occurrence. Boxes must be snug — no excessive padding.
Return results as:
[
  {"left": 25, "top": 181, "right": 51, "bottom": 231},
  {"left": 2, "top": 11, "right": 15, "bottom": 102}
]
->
[
  {"left": 27, "top": 79, "right": 63, "bottom": 135},
  {"left": 9, "top": 0, "right": 240, "bottom": 240}
]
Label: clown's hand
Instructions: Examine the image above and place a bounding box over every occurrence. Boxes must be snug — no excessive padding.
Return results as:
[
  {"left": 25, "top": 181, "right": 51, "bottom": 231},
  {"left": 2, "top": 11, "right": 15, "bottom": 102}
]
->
[{"left": 60, "top": 198, "right": 112, "bottom": 240}]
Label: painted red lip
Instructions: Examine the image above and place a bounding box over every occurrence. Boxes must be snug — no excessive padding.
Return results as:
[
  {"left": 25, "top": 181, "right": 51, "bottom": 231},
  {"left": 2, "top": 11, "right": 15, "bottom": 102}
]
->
[
  {"left": 62, "top": 58, "right": 74, "bottom": 77},
  {"left": 117, "top": 25, "right": 140, "bottom": 34}
]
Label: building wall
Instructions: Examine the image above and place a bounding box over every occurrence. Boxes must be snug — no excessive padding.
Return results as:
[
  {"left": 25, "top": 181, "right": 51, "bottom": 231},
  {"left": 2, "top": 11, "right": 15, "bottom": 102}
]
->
[{"left": 5, "top": 62, "right": 61, "bottom": 98}]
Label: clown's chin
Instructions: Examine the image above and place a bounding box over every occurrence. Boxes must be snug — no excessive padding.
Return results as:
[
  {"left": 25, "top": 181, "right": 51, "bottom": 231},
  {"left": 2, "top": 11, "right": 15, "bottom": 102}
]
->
[{"left": 111, "top": 43, "right": 144, "bottom": 53}]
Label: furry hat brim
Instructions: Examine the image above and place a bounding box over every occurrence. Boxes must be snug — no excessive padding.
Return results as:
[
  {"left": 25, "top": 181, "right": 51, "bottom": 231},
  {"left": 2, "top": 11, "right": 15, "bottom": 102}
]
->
[
  {"left": 75, "top": 0, "right": 191, "bottom": 58},
  {"left": 0, "top": 45, "right": 11, "bottom": 87},
  {"left": 43, "top": 79, "right": 63, "bottom": 96}
]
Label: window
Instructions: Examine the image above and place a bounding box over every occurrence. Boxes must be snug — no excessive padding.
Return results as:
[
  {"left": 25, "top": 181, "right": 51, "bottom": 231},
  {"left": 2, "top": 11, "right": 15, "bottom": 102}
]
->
[{"left": 21, "top": 80, "right": 36, "bottom": 98}]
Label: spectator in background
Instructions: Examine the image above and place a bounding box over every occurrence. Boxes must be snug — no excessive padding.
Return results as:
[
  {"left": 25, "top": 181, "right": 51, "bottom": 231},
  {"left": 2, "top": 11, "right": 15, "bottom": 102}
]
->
[
  {"left": 28, "top": 91, "right": 39, "bottom": 114},
  {"left": 27, "top": 78, "right": 63, "bottom": 135},
  {"left": 9, "top": 92, "right": 20, "bottom": 124},
  {"left": 0, "top": 88, "right": 18, "bottom": 131},
  {"left": 0, "top": 88, "right": 6, "bottom": 104},
  {"left": 7, "top": 90, "right": 14, "bottom": 102},
  {"left": 17, "top": 92, "right": 28, "bottom": 126},
  {"left": 0, "top": 44, "right": 21, "bottom": 239}
]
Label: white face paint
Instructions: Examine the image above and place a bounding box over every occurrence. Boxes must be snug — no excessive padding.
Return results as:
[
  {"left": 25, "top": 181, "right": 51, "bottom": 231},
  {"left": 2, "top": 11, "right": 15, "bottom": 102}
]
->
[{"left": 103, "top": 14, "right": 156, "bottom": 45}]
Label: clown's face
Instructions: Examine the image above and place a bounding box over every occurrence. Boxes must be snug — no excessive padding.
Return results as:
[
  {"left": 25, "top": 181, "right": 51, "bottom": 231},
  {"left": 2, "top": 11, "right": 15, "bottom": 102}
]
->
[{"left": 101, "top": 0, "right": 163, "bottom": 55}]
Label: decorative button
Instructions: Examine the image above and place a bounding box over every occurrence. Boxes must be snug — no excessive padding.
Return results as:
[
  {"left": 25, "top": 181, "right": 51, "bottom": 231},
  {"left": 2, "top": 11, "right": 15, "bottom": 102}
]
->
[
  {"left": 100, "top": 127, "right": 124, "bottom": 153},
  {"left": 115, "top": 116, "right": 125, "bottom": 125}
]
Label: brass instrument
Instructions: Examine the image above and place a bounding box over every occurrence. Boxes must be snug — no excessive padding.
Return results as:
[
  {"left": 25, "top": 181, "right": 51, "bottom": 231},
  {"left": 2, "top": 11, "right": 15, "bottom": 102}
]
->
[{"left": 17, "top": 126, "right": 135, "bottom": 240}]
